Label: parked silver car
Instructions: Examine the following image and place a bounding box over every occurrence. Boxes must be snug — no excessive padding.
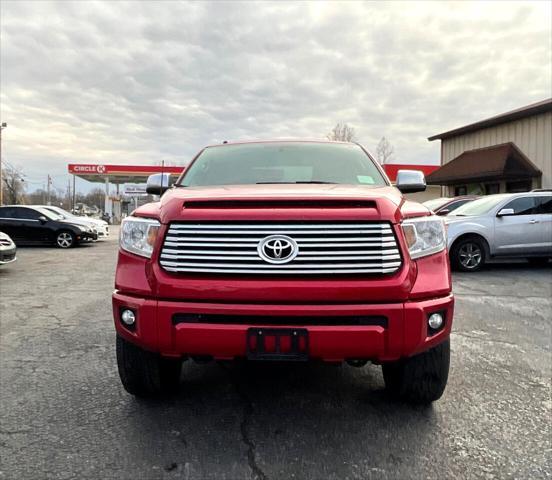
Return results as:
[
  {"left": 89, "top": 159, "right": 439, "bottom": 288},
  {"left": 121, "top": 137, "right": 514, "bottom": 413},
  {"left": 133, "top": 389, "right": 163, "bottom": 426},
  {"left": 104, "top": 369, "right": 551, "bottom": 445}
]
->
[
  {"left": 0, "top": 231, "right": 17, "bottom": 265},
  {"left": 446, "top": 192, "right": 552, "bottom": 271}
]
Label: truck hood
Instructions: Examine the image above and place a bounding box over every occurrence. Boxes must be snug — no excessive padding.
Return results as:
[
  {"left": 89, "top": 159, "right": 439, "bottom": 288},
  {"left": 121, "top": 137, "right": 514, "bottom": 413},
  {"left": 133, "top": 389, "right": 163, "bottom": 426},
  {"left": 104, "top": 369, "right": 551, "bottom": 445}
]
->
[{"left": 134, "top": 184, "right": 431, "bottom": 223}]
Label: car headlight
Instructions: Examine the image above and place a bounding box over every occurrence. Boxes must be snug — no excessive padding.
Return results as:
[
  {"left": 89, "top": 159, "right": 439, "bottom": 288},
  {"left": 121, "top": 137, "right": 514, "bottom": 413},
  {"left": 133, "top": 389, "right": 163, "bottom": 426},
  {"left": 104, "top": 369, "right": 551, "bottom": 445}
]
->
[
  {"left": 401, "top": 216, "right": 446, "bottom": 259},
  {"left": 120, "top": 217, "right": 160, "bottom": 258}
]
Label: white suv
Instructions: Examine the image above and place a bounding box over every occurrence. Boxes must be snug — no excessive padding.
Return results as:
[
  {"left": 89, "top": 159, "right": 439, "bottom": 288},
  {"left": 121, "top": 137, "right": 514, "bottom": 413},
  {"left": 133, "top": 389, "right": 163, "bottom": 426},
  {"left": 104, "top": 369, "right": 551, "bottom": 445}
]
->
[{"left": 445, "top": 192, "right": 552, "bottom": 271}]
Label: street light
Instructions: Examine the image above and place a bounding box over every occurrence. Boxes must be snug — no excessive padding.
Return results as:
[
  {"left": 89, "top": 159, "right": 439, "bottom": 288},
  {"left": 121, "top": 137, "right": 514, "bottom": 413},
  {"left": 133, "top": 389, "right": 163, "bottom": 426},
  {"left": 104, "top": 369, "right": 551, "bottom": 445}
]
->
[{"left": 0, "top": 122, "right": 7, "bottom": 206}]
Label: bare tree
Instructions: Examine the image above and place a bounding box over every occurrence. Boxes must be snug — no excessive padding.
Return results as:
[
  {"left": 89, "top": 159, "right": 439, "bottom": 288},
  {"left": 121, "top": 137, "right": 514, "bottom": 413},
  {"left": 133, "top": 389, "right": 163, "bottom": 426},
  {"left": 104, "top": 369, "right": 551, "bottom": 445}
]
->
[
  {"left": 376, "top": 137, "right": 394, "bottom": 165},
  {"left": 1, "top": 166, "right": 26, "bottom": 204},
  {"left": 326, "top": 123, "right": 357, "bottom": 142},
  {"left": 26, "top": 188, "right": 50, "bottom": 205},
  {"left": 85, "top": 188, "right": 107, "bottom": 210}
]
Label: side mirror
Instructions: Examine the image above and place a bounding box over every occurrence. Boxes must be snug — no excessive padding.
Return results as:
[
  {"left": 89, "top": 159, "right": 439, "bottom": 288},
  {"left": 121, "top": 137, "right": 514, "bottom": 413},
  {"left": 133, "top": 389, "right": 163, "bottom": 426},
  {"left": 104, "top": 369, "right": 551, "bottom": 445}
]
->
[
  {"left": 497, "top": 208, "right": 515, "bottom": 217},
  {"left": 437, "top": 209, "right": 450, "bottom": 216},
  {"left": 396, "top": 170, "right": 426, "bottom": 193},
  {"left": 146, "top": 173, "right": 172, "bottom": 196},
  {"left": 38, "top": 216, "right": 48, "bottom": 224}
]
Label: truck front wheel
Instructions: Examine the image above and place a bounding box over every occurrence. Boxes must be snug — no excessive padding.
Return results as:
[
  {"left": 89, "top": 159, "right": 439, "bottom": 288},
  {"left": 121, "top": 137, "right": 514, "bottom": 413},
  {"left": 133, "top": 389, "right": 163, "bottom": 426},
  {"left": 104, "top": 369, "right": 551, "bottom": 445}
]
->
[
  {"left": 116, "top": 335, "right": 182, "bottom": 397},
  {"left": 382, "top": 340, "right": 450, "bottom": 404}
]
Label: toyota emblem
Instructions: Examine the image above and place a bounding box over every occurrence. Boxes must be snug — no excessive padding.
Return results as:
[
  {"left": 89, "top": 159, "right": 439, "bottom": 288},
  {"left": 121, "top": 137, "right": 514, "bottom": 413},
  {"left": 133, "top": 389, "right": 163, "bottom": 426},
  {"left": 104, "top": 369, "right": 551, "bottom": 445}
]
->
[{"left": 257, "top": 235, "right": 299, "bottom": 264}]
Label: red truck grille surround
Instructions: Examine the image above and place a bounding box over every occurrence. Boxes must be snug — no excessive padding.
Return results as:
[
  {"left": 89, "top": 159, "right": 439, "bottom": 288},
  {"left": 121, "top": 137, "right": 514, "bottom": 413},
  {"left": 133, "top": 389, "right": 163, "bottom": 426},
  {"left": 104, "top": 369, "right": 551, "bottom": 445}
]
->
[
  {"left": 159, "top": 221, "right": 402, "bottom": 275},
  {"left": 172, "top": 313, "right": 388, "bottom": 327}
]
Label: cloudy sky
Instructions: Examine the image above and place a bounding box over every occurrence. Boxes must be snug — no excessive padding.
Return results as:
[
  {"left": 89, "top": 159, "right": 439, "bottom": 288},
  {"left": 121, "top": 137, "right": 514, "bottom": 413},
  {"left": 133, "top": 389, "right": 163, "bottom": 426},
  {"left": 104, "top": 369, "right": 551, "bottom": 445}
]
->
[{"left": 1, "top": 0, "right": 551, "bottom": 193}]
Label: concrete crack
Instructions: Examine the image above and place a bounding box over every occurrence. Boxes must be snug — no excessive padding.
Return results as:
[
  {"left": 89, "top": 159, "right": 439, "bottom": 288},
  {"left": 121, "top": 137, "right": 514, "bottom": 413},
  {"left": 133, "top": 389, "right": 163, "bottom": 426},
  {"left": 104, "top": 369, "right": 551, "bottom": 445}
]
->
[
  {"left": 0, "top": 429, "right": 32, "bottom": 435},
  {"left": 221, "top": 364, "right": 268, "bottom": 480}
]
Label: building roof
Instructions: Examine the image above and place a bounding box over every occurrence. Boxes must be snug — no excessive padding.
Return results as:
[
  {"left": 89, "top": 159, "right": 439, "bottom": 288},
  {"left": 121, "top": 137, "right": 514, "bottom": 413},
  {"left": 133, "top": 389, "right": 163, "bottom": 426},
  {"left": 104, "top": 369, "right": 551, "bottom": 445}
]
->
[
  {"left": 383, "top": 164, "right": 439, "bottom": 182},
  {"left": 428, "top": 98, "right": 552, "bottom": 141},
  {"left": 425, "top": 142, "right": 542, "bottom": 185}
]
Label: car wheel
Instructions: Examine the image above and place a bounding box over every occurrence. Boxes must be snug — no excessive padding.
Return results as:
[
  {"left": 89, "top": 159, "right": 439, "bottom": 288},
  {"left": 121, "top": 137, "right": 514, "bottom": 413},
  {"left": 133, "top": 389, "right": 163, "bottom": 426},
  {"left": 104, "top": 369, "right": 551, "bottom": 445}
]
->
[
  {"left": 56, "top": 231, "right": 75, "bottom": 249},
  {"left": 382, "top": 340, "right": 450, "bottom": 404},
  {"left": 116, "top": 335, "right": 182, "bottom": 397},
  {"left": 451, "top": 237, "right": 486, "bottom": 272}
]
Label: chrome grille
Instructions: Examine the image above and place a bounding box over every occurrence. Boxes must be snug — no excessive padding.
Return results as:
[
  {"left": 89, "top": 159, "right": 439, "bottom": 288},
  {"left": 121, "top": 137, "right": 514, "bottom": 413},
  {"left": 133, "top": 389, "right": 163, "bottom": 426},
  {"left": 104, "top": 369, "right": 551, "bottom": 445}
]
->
[{"left": 159, "top": 222, "right": 402, "bottom": 275}]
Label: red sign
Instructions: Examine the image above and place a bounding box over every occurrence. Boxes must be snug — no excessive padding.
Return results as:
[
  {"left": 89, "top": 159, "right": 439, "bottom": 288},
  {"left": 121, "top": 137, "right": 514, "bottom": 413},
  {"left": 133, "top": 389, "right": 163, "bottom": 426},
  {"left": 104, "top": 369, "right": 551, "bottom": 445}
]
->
[
  {"left": 68, "top": 164, "right": 185, "bottom": 176},
  {"left": 383, "top": 164, "right": 439, "bottom": 182}
]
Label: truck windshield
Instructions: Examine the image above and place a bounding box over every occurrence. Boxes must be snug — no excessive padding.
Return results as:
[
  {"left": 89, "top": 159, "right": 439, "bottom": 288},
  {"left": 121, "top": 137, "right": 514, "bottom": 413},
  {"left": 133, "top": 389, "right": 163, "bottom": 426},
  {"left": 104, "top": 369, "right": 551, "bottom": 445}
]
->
[{"left": 179, "top": 142, "right": 388, "bottom": 187}]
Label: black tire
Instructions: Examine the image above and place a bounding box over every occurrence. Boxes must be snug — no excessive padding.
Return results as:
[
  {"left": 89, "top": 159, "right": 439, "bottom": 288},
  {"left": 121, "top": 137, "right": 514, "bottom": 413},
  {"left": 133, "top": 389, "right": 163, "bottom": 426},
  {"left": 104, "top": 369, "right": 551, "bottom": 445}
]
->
[
  {"left": 382, "top": 340, "right": 450, "bottom": 404},
  {"left": 56, "top": 230, "right": 76, "bottom": 249},
  {"left": 116, "top": 335, "right": 182, "bottom": 397},
  {"left": 450, "top": 236, "right": 486, "bottom": 272},
  {"left": 527, "top": 257, "right": 550, "bottom": 267}
]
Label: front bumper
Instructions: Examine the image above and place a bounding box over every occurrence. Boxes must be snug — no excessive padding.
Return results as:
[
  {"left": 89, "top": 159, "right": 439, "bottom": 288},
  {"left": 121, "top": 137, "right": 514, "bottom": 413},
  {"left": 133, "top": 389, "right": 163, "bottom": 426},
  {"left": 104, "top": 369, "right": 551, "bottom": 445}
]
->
[
  {"left": 113, "top": 292, "right": 454, "bottom": 362},
  {"left": 80, "top": 231, "right": 98, "bottom": 242},
  {"left": 0, "top": 245, "right": 17, "bottom": 265}
]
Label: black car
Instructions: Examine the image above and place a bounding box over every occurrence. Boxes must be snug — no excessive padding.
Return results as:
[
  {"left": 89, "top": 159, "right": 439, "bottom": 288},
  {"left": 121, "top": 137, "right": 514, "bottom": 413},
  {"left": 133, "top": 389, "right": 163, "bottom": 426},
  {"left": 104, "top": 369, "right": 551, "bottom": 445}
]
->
[{"left": 0, "top": 206, "right": 98, "bottom": 248}]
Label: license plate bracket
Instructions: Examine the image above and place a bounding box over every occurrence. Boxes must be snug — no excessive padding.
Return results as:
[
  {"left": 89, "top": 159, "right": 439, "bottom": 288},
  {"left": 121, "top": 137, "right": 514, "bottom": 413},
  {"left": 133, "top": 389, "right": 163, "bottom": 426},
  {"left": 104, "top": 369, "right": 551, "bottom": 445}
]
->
[{"left": 246, "top": 328, "right": 309, "bottom": 361}]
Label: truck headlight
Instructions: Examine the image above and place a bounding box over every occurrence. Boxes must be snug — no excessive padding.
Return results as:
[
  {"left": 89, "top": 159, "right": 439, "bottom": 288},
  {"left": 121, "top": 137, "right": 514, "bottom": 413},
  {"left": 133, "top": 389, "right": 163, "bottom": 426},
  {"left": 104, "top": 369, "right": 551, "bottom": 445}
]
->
[
  {"left": 401, "top": 216, "right": 446, "bottom": 260},
  {"left": 120, "top": 217, "right": 160, "bottom": 258}
]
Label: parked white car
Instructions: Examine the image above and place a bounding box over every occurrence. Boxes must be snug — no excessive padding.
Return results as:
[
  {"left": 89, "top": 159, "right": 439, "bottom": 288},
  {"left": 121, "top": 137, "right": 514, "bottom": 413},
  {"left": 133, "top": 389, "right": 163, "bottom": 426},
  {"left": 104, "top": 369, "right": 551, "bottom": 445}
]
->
[
  {"left": 446, "top": 192, "right": 552, "bottom": 271},
  {"left": 39, "top": 206, "right": 109, "bottom": 239}
]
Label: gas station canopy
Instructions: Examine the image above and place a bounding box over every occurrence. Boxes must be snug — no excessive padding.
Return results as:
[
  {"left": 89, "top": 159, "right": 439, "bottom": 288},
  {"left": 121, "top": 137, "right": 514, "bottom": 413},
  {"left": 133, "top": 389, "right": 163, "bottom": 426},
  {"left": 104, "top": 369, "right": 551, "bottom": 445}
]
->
[{"left": 67, "top": 164, "right": 185, "bottom": 184}]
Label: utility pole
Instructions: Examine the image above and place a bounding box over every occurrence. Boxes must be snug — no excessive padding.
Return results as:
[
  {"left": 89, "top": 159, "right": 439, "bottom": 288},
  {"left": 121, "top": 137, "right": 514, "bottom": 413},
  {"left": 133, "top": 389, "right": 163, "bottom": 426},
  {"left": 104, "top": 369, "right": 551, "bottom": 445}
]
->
[
  {"left": 0, "top": 122, "right": 7, "bottom": 206},
  {"left": 72, "top": 175, "right": 76, "bottom": 212},
  {"left": 47, "top": 175, "right": 51, "bottom": 205}
]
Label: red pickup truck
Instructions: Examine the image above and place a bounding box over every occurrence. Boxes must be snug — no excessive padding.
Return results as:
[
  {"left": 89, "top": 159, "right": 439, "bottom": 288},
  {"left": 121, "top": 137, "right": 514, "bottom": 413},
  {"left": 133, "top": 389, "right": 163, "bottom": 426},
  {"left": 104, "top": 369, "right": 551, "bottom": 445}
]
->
[{"left": 113, "top": 141, "right": 453, "bottom": 403}]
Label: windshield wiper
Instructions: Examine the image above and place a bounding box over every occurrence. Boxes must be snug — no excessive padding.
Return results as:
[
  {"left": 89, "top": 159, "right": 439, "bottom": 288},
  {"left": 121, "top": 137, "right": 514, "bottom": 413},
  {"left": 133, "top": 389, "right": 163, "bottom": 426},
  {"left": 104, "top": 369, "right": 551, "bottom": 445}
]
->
[
  {"left": 256, "top": 181, "right": 337, "bottom": 184},
  {"left": 295, "top": 181, "right": 337, "bottom": 184}
]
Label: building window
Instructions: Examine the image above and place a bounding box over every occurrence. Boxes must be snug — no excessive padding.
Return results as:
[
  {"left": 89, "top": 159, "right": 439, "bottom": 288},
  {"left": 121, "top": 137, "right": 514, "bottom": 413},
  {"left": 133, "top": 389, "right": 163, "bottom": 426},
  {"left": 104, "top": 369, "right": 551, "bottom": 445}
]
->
[
  {"left": 454, "top": 186, "right": 467, "bottom": 196},
  {"left": 485, "top": 183, "right": 500, "bottom": 195},
  {"left": 506, "top": 180, "right": 532, "bottom": 193}
]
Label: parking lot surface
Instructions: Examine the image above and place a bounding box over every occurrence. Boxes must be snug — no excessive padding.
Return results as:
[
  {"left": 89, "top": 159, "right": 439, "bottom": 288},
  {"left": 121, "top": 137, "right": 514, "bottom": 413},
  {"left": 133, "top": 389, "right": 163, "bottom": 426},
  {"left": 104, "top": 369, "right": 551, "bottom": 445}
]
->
[{"left": 1, "top": 229, "right": 551, "bottom": 480}]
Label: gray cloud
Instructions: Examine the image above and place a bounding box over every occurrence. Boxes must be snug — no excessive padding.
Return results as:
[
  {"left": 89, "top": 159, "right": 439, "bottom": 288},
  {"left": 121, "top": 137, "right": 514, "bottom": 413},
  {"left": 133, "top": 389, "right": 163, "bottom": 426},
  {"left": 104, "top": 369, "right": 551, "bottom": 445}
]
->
[{"left": 1, "top": 0, "right": 550, "bottom": 192}]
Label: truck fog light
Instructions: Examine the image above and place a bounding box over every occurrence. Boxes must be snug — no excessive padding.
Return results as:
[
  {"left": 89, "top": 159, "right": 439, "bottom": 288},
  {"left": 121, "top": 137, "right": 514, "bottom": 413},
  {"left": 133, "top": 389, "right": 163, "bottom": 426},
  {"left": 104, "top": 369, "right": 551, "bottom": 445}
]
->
[
  {"left": 428, "top": 312, "right": 444, "bottom": 330},
  {"left": 121, "top": 309, "right": 136, "bottom": 326}
]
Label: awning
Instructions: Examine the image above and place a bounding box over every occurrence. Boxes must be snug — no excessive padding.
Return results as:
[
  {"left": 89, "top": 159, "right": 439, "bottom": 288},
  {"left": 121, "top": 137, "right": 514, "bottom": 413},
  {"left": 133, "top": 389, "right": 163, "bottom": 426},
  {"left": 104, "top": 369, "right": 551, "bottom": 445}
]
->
[
  {"left": 67, "top": 164, "right": 185, "bottom": 184},
  {"left": 426, "top": 142, "right": 542, "bottom": 186}
]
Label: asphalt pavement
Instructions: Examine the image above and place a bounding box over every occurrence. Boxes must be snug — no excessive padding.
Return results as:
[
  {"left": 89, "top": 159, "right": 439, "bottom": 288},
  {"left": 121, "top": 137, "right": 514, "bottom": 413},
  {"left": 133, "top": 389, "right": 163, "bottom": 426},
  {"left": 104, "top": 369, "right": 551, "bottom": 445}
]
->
[{"left": 1, "top": 229, "right": 551, "bottom": 479}]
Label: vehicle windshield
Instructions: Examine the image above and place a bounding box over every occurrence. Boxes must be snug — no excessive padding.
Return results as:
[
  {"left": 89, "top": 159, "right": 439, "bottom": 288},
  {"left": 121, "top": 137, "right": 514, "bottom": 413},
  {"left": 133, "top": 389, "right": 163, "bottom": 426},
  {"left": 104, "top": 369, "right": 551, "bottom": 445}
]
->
[
  {"left": 450, "top": 195, "right": 507, "bottom": 216},
  {"left": 35, "top": 207, "right": 63, "bottom": 220},
  {"left": 423, "top": 198, "right": 451, "bottom": 211},
  {"left": 179, "top": 142, "right": 388, "bottom": 187},
  {"left": 47, "top": 207, "right": 72, "bottom": 218}
]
